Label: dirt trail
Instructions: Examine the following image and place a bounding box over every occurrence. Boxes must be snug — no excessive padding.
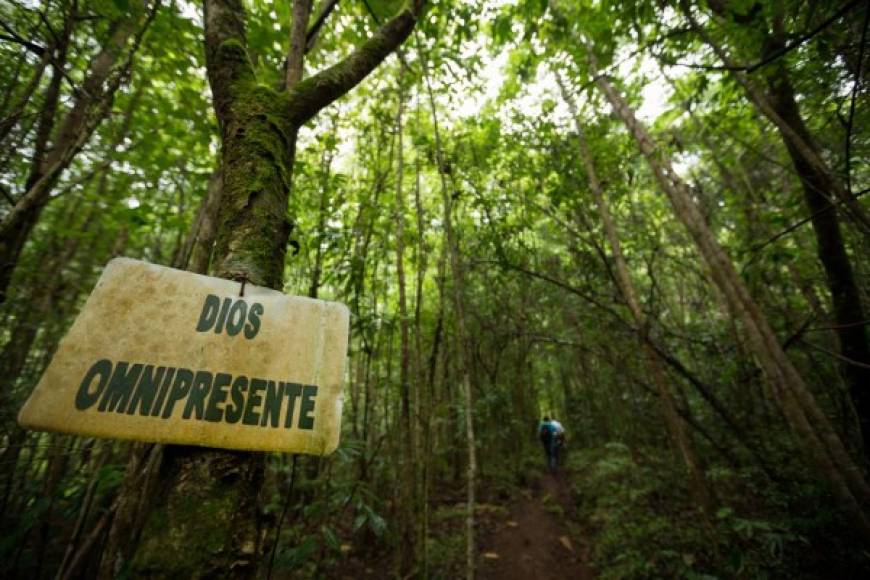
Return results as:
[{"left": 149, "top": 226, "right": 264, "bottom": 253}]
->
[{"left": 477, "top": 471, "right": 594, "bottom": 579}]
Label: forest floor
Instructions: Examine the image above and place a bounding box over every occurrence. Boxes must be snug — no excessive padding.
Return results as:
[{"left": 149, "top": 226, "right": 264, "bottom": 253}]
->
[
  {"left": 476, "top": 468, "right": 594, "bottom": 579},
  {"left": 332, "top": 465, "right": 595, "bottom": 579}
]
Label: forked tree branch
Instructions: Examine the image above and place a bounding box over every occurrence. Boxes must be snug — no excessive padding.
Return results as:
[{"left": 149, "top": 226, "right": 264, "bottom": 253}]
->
[{"left": 287, "top": 0, "right": 426, "bottom": 126}]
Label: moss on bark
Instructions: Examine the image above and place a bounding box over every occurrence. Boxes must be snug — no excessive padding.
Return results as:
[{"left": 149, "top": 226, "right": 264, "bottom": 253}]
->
[
  {"left": 130, "top": 448, "right": 263, "bottom": 579},
  {"left": 211, "top": 79, "right": 296, "bottom": 288}
]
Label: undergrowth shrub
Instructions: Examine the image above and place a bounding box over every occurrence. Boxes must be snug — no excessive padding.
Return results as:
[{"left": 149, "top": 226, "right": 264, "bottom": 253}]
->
[{"left": 564, "top": 442, "right": 846, "bottom": 579}]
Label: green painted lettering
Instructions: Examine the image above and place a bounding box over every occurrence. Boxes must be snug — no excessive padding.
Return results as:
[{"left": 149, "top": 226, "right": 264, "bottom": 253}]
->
[
  {"left": 151, "top": 368, "right": 176, "bottom": 417},
  {"left": 183, "top": 370, "right": 213, "bottom": 420},
  {"left": 244, "top": 303, "right": 264, "bottom": 339},
  {"left": 196, "top": 294, "right": 220, "bottom": 332},
  {"left": 99, "top": 361, "right": 143, "bottom": 413},
  {"left": 242, "top": 378, "right": 266, "bottom": 426},
  {"left": 225, "top": 300, "right": 247, "bottom": 336},
  {"left": 283, "top": 383, "right": 302, "bottom": 428},
  {"left": 75, "top": 359, "right": 113, "bottom": 411},
  {"left": 127, "top": 365, "right": 165, "bottom": 416},
  {"left": 205, "top": 373, "right": 232, "bottom": 422},
  {"left": 161, "top": 368, "right": 193, "bottom": 419},
  {"left": 214, "top": 297, "right": 232, "bottom": 333},
  {"left": 260, "top": 381, "right": 284, "bottom": 427},
  {"left": 298, "top": 385, "right": 317, "bottom": 430},
  {"left": 225, "top": 376, "right": 247, "bottom": 424}
]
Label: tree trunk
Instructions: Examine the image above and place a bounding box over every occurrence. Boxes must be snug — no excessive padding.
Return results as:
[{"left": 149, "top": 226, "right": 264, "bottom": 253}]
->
[
  {"left": 423, "top": 47, "right": 477, "bottom": 578},
  {"left": 187, "top": 168, "right": 225, "bottom": 275},
  {"left": 557, "top": 73, "right": 713, "bottom": 514},
  {"left": 0, "top": 2, "right": 154, "bottom": 303},
  {"left": 33, "top": 436, "right": 74, "bottom": 579},
  {"left": 55, "top": 442, "right": 112, "bottom": 579},
  {"left": 285, "top": 0, "right": 313, "bottom": 88},
  {"left": 685, "top": 2, "right": 870, "bottom": 458},
  {"left": 412, "top": 116, "right": 434, "bottom": 577},
  {"left": 579, "top": 43, "right": 870, "bottom": 541},
  {"left": 118, "top": 0, "right": 425, "bottom": 577},
  {"left": 765, "top": 65, "right": 870, "bottom": 458},
  {"left": 393, "top": 77, "right": 417, "bottom": 574}
]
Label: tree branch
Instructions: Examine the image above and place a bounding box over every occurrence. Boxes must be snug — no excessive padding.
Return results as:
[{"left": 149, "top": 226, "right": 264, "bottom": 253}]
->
[
  {"left": 0, "top": 19, "right": 45, "bottom": 54},
  {"left": 360, "top": 0, "right": 381, "bottom": 25},
  {"left": 286, "top": 1, "right": 425, "bottom": 126},
  {"left": 482, "top": 258, "right": 630, "bottom": 327},
  {"left": 663, "top": 0, "right": 863, "bottom": 73},
  {"left": 845, "top": 2, "right": 869, "bottom": 194},
  {"left": 285, "top": 0, "right": 313, "bottom": 88},
  {"left": 741, "top": 186, "right": 870, "bottom": 272},
  {"left": 305, "top": 0, "right": 340, "bottom": 52},
  {"left": 742, "top": 0, "right": 862, "bottom": 73},
  {"left": 800, "top": 338, "right": 870, "bottom": 370},
  {"left": 203, "top": 0, "right": 254, "bottom": 128}
]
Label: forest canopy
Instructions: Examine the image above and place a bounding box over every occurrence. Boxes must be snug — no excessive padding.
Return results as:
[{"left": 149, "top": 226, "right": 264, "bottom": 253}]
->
[{"left": 0, "top": 0, "right": 868, "bottom": 578}]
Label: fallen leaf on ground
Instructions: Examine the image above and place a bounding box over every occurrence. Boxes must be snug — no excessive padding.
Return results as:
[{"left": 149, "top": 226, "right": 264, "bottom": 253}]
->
[
  {"left": 559, "top": 536, "right": 574, "bottom": 552},
  {"left": 476, "top": 503, "right": 501, "bottom": 513}
]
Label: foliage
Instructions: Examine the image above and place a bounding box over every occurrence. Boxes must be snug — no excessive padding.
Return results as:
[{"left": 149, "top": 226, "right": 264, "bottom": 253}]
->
[{"left": 1, "top": 0, "right": 869, "bottom": 577}]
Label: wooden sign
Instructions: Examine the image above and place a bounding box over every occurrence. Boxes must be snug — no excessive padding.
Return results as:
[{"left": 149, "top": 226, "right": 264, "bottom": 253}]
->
[{"left": 18, "top": 258, "right": 349, "bottom": 455}]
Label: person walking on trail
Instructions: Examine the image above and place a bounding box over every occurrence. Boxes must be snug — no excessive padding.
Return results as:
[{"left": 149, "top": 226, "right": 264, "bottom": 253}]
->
[{"left": 539, "top": 416, "right": 566, "bottom": 474}]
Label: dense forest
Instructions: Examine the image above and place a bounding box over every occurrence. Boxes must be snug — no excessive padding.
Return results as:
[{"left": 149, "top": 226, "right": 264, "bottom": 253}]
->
[{"left": 1, "top": 0, "right": 868, "bottom": 577}]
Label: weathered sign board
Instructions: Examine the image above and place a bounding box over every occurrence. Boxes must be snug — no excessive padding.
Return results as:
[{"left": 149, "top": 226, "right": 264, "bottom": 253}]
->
[{"left": 18, "top": 258, "right": 349, "bottom": 455}]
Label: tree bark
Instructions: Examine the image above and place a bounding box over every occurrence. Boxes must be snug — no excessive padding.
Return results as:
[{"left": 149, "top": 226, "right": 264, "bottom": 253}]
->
[{"left": 55, "top": 442, "right": 112, "bottom": 580}]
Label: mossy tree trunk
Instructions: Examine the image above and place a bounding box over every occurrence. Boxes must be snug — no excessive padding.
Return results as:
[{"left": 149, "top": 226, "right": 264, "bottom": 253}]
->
[{"left": 113, "top": 1, "right": 426, "bottom": 578}]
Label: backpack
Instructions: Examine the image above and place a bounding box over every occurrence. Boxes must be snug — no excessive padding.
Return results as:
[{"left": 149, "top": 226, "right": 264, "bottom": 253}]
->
[{"left": 539, "top": 422, "right": 554, "bottom": 444}]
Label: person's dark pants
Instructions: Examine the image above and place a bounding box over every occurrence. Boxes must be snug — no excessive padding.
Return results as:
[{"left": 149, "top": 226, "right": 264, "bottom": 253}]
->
[{"left": 542, "top": 439, "right": 559, "bottom": 473}]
